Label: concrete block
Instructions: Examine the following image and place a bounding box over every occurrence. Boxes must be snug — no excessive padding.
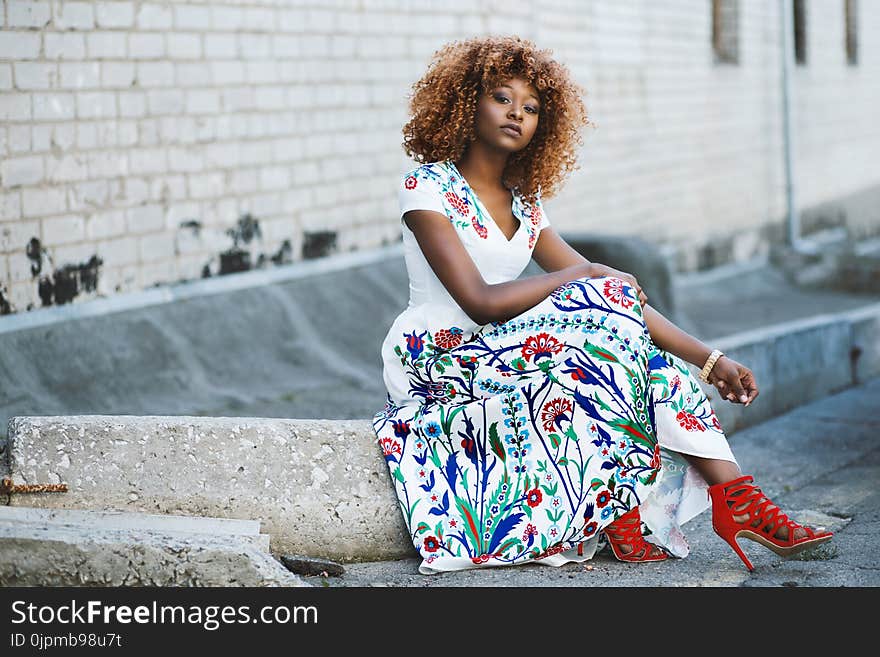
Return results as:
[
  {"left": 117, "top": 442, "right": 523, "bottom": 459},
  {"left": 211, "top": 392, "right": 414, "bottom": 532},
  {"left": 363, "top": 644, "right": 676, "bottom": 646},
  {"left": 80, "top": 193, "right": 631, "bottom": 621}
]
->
[
  {"left": 0, "top": 32, "right": 41, "bottom": 60},
  {"left": 6, "top": 415, "right": 412, "bottom": 563},
  {"left": 0, "top": 519, "right": 306, "bottom": 586},
  {"left": 45, "top": 32, "right": 87, "bottom": 60},
  {"left": 0, "top": 505, "right": 269, "bottom": 551},
  {"left": 713, "top": 304, "right": 880, "bottom": 436},
  {"left": 850, "top": 304, "right": 880, "bottom": 384},
  {"left": 771, "top": 321, "right": 853, "bottom": 413}
]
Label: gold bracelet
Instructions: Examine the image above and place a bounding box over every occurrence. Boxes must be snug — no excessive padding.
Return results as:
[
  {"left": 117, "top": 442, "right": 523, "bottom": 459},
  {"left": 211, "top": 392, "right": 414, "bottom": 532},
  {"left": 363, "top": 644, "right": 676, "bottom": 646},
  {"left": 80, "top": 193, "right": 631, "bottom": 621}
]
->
[{"left": 699, "top": 349, "right": 724, "bottom": 383}]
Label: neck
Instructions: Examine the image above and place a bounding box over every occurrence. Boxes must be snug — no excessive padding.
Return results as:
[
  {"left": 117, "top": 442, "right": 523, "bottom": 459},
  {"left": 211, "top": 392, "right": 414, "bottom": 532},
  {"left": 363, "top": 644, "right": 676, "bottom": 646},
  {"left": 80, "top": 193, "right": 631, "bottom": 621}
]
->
[{"left": 453, "top": 144, "right": 509, "bottom": 192}]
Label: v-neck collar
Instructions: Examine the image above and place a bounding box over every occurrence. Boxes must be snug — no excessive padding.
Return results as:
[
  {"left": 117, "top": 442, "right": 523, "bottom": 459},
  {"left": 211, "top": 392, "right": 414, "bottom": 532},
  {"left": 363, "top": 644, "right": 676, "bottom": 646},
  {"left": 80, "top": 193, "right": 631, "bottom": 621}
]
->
[{"left": 446, "top": 161, "right": 524, "bottom": 243}]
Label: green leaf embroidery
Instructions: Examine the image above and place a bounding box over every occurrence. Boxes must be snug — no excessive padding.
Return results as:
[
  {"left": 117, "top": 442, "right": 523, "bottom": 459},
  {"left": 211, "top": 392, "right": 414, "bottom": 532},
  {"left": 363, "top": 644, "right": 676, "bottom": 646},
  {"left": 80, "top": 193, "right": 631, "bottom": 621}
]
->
[
  {"left": 489, "top": 422, "right": 505, "bottom": 462},
  {"left": 584, "top": 343, "right": 619, "bottom": 363}
]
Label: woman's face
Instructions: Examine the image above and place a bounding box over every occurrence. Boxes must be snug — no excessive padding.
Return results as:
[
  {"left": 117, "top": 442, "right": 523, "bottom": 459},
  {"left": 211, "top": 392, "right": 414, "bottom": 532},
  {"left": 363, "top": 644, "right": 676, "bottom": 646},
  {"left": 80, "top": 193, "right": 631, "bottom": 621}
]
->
[{"left": 473, "top": 77, "right": 541, "bottom": 153}]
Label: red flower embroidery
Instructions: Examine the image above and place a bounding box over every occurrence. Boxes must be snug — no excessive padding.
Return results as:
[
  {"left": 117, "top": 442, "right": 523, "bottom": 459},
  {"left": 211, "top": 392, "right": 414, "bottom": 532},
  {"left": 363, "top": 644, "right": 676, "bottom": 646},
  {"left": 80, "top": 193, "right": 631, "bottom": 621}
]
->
[
  {"left": 602, "top": 278, "right": 635, "bottom": 309},
  {"left": 404, "top": 175, "right": 418, "bottom": 190},
  {"left": 676, "top": 411, "right": 705, "bottom": 432},
  {"left": 534, "top": 544, "right": 566, "bottom": 560},
  {"left": 583, "top": 521, "right": 598, "bottom": 536},
  {"left": 541, "top": 397, "right": 573, "bottom": 432},
  {"left": 434, "top": 327, "right": 463, "bottom": 350},
  {"left": 471, "top": 553, "right": 492, "bottom": 564},
  {"left": 526, "top": 487, "right": 543, "bottom": 508},
  {"left": 379, "top": 437, "right": 401, "bottom": 457},
  {"left": 423, "top": 535, "right": 440, "bottom": 552},
  {"left": 711, "top": 414, "right": 723, "bottom": 431},
  {"left": 530, "top": 205, "right": 543, "bottom": 226},
  {"left": 595, "top": 490, "right": 612, "bottom": 507},
  {"left": 445, "top": 191, "right": 470, "bottom": 216},
  {"left": 650, "top": 443, "right": 662, "bottom": 469},
  {"left": 521, "top": 332, "right": 563, "bottom": 362},
  {"left": 471, "top": 214, "right": 488, "bottom": 239}
]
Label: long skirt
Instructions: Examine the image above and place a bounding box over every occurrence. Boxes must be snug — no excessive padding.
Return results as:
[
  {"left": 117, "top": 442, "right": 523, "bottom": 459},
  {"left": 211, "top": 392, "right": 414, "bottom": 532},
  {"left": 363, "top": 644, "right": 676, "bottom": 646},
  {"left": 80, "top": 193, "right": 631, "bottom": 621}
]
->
[{"left": 372, "top": 275, "right": 737, "bottom": 574}]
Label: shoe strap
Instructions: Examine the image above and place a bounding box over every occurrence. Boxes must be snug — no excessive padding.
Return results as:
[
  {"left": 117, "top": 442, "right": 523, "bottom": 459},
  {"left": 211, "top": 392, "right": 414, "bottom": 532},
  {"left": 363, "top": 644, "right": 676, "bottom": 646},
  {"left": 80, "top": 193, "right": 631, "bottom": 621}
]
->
[{"left": 721, "top": 477, "right": 811, "bottom": 546}]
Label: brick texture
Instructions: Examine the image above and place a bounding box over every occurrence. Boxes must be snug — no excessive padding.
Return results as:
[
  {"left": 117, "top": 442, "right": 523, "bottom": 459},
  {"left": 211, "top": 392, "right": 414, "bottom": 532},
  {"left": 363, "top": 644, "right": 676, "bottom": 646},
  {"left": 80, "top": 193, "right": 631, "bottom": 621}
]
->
[{"left": 1, "top": 0, "right": 879, "bottom": 315}]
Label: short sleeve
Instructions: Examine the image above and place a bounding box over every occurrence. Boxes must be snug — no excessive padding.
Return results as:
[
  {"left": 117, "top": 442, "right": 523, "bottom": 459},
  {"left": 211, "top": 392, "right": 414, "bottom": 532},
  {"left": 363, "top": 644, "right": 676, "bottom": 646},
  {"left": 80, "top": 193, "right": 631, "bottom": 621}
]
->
[{"left": 398, "top": 171, "right": 446, "bottom": 225}]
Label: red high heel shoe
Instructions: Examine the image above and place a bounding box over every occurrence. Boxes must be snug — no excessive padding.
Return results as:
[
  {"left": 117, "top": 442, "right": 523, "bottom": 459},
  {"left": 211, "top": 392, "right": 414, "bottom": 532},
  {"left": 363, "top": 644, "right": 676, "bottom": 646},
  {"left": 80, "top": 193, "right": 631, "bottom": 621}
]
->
[
  {"left": 708, "top": 475, "right": 834, "bottom": 571},
  {"left": 603, "top": 506, "right": 669, "bottom": 562}
]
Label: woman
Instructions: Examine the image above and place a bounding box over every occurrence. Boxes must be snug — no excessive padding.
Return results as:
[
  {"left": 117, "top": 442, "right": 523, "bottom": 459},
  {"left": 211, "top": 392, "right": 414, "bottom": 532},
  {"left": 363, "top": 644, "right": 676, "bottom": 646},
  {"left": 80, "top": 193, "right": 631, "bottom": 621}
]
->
[{"left": 372, "top": 35, "right": 832, "bottom": 575}]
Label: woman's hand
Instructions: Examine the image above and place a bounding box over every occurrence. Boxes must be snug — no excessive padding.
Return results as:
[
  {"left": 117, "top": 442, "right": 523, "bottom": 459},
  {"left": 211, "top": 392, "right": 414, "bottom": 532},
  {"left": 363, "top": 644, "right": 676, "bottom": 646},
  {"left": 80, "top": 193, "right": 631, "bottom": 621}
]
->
[
  {"left": 708, "top": 356, "right": 759, "bottom": 407},
  {"left": 588, "top": 263, "right": 648, "bottom": 306}
]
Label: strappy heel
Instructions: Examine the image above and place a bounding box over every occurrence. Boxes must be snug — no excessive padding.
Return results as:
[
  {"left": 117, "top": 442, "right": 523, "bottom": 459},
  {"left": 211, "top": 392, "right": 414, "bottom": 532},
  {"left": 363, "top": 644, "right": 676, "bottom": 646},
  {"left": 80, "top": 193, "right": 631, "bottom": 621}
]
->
[
  {"left": 603, "top": 506, "right": 669, "bottom": 562},
  {"left": 708, "top": 474, "right": 834, "bottom": 571}
]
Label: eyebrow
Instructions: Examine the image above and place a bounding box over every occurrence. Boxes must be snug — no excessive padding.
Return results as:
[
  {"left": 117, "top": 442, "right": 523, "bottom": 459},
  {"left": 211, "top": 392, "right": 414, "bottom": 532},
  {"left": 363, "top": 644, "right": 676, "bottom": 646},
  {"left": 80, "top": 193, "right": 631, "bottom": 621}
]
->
[{"left": 497, "top": 84, "right": 540, "bottom": 103}]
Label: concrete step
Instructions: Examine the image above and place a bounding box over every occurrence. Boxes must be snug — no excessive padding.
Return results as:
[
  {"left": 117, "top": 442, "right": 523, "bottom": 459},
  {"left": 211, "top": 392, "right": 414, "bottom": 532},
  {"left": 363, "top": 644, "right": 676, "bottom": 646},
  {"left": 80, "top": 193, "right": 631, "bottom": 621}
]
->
[
  {"left": 0, "top": 506, "right": 307, "bottom": 587},
  {"left": 0, "top": 505, "right": 270, "bottom": 551}
]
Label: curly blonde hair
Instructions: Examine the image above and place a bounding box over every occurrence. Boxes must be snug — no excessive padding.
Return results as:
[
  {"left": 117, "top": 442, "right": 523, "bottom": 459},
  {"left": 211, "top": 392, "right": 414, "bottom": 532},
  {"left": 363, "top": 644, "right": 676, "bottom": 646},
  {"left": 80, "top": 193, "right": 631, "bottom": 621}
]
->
[{"left": 402, "top": 35, "right": 591, "bottom": 204}]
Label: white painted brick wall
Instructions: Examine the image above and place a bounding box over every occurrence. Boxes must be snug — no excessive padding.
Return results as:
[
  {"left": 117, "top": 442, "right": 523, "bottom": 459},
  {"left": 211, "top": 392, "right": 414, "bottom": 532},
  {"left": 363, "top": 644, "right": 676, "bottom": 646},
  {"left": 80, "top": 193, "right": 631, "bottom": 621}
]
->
[{"left": 1, "top": 0, "right": 879, "bottom": 316}]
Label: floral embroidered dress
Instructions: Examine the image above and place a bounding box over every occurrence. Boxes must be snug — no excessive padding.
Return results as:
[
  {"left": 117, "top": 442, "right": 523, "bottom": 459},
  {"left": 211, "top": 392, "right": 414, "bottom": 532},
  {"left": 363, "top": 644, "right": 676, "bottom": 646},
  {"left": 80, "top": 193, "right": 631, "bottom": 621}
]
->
[{"left": 372, "top": 160, "right": 737, "bottom": 575}]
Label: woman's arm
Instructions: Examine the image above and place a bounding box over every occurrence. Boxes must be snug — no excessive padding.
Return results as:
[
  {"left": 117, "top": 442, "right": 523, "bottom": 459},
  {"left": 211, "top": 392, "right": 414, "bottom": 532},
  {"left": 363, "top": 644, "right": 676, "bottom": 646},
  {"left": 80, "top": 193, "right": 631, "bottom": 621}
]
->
[
  {"left": 404, "top": 210, "right": 595, "bottom": 325},
  {"left": 534, "top": 228, "right": 704, "bottom": 362},
  {"left": 532, "top": 228, "right": 758, "bottom": 405}
]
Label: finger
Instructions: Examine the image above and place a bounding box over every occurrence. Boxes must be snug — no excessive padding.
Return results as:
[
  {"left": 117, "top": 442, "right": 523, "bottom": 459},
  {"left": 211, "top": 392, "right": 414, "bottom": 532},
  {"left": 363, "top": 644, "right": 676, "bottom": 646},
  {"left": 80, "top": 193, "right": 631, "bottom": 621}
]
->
[
  {"left": 742, "top": 371, "right": 759, "bottom": 406},
  {"left": 729, "top": 377, "right": 749, "bottom": 404}
]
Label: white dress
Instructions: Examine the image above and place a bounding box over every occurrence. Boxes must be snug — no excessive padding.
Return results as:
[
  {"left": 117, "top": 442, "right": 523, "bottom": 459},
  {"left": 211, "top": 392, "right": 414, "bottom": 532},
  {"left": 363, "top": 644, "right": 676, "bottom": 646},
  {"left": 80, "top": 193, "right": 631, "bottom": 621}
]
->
[{"left": 372, "top": 160, "right": 737, "bottom": 574}]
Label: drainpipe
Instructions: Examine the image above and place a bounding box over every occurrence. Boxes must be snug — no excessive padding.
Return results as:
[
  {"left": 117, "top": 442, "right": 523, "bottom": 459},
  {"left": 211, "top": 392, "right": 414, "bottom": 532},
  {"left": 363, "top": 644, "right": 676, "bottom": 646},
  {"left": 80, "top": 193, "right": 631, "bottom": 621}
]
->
[{"left": 780, "top": 0, "right": 812, "bottom": 254}]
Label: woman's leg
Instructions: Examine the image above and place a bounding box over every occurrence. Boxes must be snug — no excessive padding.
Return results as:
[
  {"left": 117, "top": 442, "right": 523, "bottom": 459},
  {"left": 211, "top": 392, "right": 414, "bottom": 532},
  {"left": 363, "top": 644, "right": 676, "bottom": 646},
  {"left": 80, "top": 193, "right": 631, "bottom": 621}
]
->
[
  {"left": 679, "top": 453, "right": 741, "bottom": 486},
  {"left": 680, "top": 452, "right": 806, "bottom": 541}
]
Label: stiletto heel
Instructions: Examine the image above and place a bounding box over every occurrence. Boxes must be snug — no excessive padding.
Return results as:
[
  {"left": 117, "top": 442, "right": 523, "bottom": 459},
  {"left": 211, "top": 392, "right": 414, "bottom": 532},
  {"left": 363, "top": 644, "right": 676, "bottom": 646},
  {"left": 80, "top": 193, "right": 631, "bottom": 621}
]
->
[
  {"left": 708, "top": 474, "right": 833, "bottom": 572},
  {"left": 603, "top": 506, "right": 669, "bottom": 563},
  {"left": 719, "top": 532, "right": 754, "bottom": 572}
]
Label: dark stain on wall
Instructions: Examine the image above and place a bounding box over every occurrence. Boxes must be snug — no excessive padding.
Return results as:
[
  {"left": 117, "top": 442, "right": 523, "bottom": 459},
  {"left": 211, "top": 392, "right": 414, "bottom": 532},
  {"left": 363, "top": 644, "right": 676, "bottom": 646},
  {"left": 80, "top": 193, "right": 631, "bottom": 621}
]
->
[
  {"left": 194, "top": 213, "right": 294, "bottom": 278},
  {"left": 179, "top": 219, "right": 202, "bottom": 235},
  {"left": 270, "top": 239, "right": 293, "bottom": 265},
  {"left": 226, "top": 213, "right": 261, "bottom": 247},
  {"left": 26, "top": 237, "right": 43, "bottom": 276},
  {"left": 23, "top": 237, "right": 103, "bottom": 308},
  {"left": 0, "top": 288, "right": 11, "bottom": 315},
  {"left": 217, "top": 213, "right": 262, "bottom": 275},
  {"left": 37, "top": 255, "right": 103, "bottom": 307},
  {"left": 302, "top": 230, "right": 337, "bottom": 260}
]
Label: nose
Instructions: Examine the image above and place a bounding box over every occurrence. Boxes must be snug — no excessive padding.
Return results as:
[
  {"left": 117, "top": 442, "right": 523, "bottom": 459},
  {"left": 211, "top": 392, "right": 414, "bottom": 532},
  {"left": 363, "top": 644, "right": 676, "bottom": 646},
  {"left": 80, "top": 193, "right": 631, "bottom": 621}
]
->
[{"left": 508, "top": 104, "right": 523, "bottom": 120}]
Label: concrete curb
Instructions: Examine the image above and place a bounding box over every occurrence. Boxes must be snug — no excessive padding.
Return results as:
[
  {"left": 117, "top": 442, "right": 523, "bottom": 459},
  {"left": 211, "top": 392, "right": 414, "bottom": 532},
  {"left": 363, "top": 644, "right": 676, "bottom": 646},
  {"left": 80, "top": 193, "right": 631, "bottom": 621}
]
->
[
  {"left": 4, "top": 303, "right": 879, "bottom": 564},
  {"left": 0, "top": 524, "right": 307, "bottom": 587}
]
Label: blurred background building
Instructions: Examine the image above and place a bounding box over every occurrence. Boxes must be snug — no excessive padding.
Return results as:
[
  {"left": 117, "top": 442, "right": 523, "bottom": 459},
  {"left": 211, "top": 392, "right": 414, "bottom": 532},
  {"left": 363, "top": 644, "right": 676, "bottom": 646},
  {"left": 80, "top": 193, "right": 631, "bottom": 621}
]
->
[{"left": 0, "top": 0, "right": 878, "bottom": 316}]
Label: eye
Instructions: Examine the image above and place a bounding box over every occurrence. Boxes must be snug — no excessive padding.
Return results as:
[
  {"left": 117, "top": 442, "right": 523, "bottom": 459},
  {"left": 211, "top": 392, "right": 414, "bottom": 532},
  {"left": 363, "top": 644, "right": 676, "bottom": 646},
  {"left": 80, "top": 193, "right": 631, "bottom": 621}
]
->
[
  {"left": 525, "top": 106, "right": 539, "bottom": 114},
  {"left": 493, "top": 94, "right": 510, "bottom": 103}
]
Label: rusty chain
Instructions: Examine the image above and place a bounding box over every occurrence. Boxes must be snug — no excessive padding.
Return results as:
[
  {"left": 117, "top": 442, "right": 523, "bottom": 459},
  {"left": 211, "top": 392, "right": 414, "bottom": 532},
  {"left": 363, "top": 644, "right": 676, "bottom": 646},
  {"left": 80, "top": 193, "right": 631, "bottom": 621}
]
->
[{"left": 0, "top": 477, "right": 68, "bottom": 495}]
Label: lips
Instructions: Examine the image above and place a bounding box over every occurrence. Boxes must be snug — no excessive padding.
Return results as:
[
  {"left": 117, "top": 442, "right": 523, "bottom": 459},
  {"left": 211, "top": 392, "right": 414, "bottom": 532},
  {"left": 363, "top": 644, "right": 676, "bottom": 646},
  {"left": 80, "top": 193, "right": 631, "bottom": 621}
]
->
[{"left": 500, "top": 123, "right": 522, "bottom": 136}]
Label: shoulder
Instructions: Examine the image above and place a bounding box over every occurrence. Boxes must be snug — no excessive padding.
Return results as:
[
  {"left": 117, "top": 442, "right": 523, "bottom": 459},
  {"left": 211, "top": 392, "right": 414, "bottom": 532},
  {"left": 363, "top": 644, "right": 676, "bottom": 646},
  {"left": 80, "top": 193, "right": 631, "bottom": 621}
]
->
[{"left": 400, "top": 161, "right": 451, "bottom": 192}]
